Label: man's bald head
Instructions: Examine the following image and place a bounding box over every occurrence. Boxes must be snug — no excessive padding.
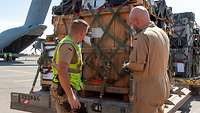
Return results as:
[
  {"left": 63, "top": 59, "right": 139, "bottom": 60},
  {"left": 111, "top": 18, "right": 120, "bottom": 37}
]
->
[{"left": 129, "top": 6, "right": 150, "bottom": 32}]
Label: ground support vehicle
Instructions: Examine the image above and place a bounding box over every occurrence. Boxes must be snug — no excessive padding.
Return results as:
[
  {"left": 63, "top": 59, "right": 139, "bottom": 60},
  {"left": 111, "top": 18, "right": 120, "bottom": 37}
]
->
[{"left": 38, "top": 35, "right": 57, "bottom": 91}]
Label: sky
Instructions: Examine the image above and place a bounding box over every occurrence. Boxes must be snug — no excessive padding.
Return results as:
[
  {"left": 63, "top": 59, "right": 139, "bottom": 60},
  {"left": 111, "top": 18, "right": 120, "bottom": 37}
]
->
[
  {"left": 0, "top": 0, "right": 61, "bottom": 36},
  {"left": 0, "top": 0, "right": 199, "bottom": 53}
]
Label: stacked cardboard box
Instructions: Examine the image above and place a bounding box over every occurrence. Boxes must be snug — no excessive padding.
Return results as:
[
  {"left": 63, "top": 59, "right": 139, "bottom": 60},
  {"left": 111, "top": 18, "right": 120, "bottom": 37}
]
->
[{"left": 171, "top": 12, "right": 200, "bottom": 78}]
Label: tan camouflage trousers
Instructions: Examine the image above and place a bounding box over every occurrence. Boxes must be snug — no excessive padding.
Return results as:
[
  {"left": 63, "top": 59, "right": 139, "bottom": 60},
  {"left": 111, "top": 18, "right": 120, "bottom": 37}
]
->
[{"left": 50, "top": 84, "right": 75, "bottom": 113}]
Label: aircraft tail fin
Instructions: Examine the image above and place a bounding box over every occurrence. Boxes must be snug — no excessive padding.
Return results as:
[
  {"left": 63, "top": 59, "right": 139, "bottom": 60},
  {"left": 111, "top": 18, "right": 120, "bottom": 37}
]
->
[{"left": 24, "top": 0, "right": 52, "bottom": 27}]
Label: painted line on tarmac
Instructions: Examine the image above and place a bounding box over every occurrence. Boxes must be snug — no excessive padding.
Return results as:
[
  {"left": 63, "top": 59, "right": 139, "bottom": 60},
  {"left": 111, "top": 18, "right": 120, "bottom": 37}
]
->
[{"left": 2, "top": 69, "right": 34, "bottom": 74}]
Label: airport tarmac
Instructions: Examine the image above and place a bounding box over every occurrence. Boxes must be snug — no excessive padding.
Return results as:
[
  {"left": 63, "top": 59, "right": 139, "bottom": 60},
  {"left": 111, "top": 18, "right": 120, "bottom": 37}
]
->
[
  {"left": 0, "top": 56, "right": 40, "bottom": 113},
  {"left": 0, "top": 56, "right": 200, "bottom": 113}
]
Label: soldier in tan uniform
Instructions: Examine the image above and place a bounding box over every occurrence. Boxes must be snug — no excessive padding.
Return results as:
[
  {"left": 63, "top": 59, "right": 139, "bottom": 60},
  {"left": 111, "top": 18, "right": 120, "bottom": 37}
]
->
[
  {"left": 125, "top": 6, "right": 170, "bottom": 113},
  {"left": 51, "top": 19, "right": 89, "bottom": 113}
]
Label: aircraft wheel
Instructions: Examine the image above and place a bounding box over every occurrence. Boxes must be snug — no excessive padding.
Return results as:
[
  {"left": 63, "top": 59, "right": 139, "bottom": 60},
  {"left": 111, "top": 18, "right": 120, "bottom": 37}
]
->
[
  {"left": 4, "top": 56, "right": 9, "bottom": 62},
  {"left": 12, "top": 57, "right": 16, "bottom": 61}
]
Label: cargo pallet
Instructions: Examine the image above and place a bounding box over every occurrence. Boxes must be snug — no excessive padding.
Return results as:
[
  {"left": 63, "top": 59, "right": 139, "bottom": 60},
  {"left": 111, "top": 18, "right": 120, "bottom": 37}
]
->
[
  {"left": 10, "top": 0, "right": 192, "bottom": 113},
  {"left": 11, "top": 86, "right": 191, "bottom": 113}
]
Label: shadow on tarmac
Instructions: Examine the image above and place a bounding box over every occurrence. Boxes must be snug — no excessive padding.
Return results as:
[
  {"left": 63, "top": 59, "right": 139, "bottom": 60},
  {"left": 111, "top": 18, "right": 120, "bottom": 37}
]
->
[
  {"left": 179, "top": 96, "right": 192, "bottom": 113},
  {"left": 178, "top": 95, "right": 200, "bottom": 112}
]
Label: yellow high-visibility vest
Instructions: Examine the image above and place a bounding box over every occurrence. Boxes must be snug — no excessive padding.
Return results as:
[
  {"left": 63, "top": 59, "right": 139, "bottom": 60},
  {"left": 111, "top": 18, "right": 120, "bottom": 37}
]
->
[{"left": 52, "top": 35, "right": 83, "bottom": 91}]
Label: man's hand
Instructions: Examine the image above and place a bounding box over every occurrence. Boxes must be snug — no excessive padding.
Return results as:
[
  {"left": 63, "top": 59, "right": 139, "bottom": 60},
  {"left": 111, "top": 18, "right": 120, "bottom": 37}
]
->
[{"left": 67, "top": 91, "right": 81, "bottom": 110}]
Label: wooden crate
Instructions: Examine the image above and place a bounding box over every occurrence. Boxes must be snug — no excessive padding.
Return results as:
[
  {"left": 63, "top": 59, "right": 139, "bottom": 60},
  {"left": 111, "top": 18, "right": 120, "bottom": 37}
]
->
[
  {"left": 52, "top": 15, "right": 73, "bottom": 37},
  {"left": 51, "top": 5, "right": 143, "bottom": 98},
  {"left": 80, "top": 6, "right": 132, "bottom": 95}
]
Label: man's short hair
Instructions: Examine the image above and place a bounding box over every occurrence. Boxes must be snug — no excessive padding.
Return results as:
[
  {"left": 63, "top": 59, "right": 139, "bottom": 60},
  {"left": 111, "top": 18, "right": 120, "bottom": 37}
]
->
[{"left": 71, "top": 19, "right": 90, "bottom": 33}]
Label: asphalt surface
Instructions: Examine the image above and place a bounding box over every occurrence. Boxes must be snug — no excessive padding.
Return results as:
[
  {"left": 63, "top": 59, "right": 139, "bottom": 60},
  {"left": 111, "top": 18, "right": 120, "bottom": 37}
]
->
[
  {"left": 0, "top": 57, "right": 40, "bottom": 113},
  {"left": 0, "top": 56, "right": 200, "bottom": 113}
]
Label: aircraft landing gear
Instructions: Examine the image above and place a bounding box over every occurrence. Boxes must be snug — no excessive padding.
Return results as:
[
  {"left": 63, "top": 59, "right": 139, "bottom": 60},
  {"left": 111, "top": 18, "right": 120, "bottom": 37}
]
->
[
  {"left": 12, "top": 57, "right": 16, "bottom": 61},
  {"left": 3, "top": 53, "right": 15, "bottom": 62},
  {"left": 3, "top": 53, "right": 9, "bottom": 62}
]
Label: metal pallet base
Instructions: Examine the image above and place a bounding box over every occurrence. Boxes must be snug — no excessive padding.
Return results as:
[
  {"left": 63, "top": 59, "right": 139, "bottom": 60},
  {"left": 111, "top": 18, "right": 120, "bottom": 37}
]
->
[{"left": 11, "top": 87, "right": 191, "bottom": 113}]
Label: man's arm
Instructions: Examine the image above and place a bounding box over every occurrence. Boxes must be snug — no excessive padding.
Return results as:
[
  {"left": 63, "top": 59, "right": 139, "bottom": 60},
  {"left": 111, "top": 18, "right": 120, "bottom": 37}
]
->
[
  {"left": 127, "top": 34, "right": 148, "bottom": 72},
  {"left": 57, "top": 43, "right": 81, "bottom": 109}
]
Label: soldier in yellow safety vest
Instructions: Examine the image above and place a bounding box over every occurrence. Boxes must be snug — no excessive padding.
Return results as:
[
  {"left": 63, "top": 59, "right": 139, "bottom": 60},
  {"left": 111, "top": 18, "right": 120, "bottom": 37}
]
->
[{"left": 51, "top": 19, "right": 89, "bottom": 113}]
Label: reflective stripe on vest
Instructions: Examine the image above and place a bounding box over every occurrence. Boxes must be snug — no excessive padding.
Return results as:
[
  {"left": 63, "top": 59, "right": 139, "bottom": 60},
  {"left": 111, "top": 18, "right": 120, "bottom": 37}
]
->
[{"left": 52, "top": 35, "right": 83, "bottom": 91}]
